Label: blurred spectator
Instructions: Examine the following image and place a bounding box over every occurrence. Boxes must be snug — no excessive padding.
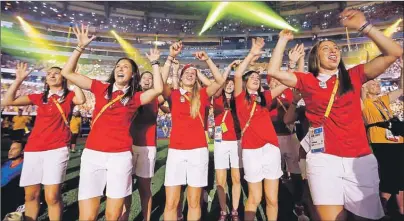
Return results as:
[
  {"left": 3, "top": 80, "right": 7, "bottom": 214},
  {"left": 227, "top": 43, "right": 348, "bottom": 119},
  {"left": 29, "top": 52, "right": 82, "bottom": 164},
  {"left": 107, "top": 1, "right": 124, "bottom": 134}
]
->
[
  {"left": 11, "top": 109, "right": 31, "bottom": 142},
  {"left": 1, "top": 141, "right": 25, "bottom": 219}
]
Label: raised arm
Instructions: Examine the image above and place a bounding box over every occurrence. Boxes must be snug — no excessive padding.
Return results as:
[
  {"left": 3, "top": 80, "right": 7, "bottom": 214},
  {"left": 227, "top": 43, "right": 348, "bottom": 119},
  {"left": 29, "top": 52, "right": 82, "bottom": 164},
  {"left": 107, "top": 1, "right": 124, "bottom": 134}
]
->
[
  {"left": 197, "top": 69, "right": 212, "bottom": 87},
  {"left": 297, "top": 44, "right": 305, "bottom": 72},
  {"left": 288, "top": 44, "right": 305, "bottom": 73},
  {"left": 61, "top": 24, "right": 96, "bottom": 90},
  {"left": 214, "top": 60, "right": 241, "bottom": 98},
  {"left": 1, "top": 63, "right": 33, "bottom": 107},
  {"left": 283, "top": 89, "right": 302, "bottom": 124},
  {"left": 270, "top": 84, "right": 288, "bottom": 99},
  {"left": 234, "top": 38, "right": 266, "bottom": 96},
  {"left": 140, "top": 48, "right": 164, "bottom": 105},
  {"left": 70, "top": 83, "right": 86, "bottom": 105},
  {"left": 339, "top": 9, "right": 403, "bottom": 80},
  {"left": 266, "top": 30, "right": 298, "bottom": 88},
  {"left": 194, "top": 51, "right": 225, "bottom": 97},
  {"left": 162, "top": 42, "right": 182, "bottom": 99}
]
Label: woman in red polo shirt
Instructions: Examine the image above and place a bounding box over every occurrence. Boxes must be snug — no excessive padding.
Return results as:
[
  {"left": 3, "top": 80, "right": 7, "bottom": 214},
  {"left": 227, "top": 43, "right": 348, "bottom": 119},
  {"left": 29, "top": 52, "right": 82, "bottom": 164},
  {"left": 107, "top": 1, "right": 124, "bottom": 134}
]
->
[
  {"left": 212, "top": 60, "right": 243, "bottom": 221},
  {"left": 161, "top": 42, "right": 225, "bottom": 221},
  {"left": 267, "top": 9, "right": 403, "bottom": 221},
  {"left": 120, "top": 70, "right": 168, "bottom": 221},
  {"left": 2, "top": 63, "right": 86, "bottom": 221},
  {"left": 60, "top": 25, "right": 164, "bottom": 221},
  {"left": 233, "top": 37, "right": 288, "bottom": 221}
]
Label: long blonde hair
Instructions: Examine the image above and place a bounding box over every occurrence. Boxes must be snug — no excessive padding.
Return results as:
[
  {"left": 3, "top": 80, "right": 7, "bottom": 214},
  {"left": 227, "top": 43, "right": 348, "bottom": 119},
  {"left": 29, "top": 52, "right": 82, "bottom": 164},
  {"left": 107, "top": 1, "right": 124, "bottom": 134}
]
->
[{"left": 180, "top": 65, "right": 202, "bottom": 119}]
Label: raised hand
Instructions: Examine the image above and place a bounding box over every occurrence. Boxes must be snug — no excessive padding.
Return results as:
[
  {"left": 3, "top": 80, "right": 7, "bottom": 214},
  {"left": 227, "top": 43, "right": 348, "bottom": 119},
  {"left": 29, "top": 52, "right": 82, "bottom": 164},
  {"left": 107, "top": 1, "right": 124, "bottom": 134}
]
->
[
  {"left": 250, "top": 37, "right": 265, "bottom": 56},
  {"left": 72, "top": 24, "right": 96, "bottom": 48},
  {"left": 340, "top": 9, "right": 367, "bottom": 30},
  {"left": 228, "top": 60, "right": 242, "bottom": 69},
  {"left": 289, "top": 44, "right": 305, "bottom": 62},
  {"left": 194, "top": 51, "right": 210, "bottom": 61},
  {"left": 146, "top": 48, "right": 161, "bottom": 62},
  {"left": 15, "top": 62, "right": 32, "bottom": 81},
  {"left": 169, "top": 41, "right": 183, "bottom": 58},
  {"left": 288, "top": 44, "right": 301, "bottom": 63},
  {"left": 279, "top": 29, "right": 294, "bottom": 41}
]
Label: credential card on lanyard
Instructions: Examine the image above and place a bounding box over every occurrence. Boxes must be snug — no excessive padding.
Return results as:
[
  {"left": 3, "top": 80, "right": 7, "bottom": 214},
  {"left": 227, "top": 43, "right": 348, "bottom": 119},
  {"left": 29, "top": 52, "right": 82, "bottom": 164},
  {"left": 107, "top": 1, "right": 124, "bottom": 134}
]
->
[
  {"left": 309, "top": 126, "right": 325, "bottom": 153},
  {"left": 214, "top": 126, "right": 223, "bottom": 143}
]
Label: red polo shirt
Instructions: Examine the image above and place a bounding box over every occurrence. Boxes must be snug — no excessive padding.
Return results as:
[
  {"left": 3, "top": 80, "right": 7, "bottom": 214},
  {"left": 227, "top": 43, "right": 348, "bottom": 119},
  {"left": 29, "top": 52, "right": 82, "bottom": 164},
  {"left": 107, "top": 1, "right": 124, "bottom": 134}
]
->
[
  {"left": 235, "top": 90, "right": 279, "bottom": 149},
  {"left": 130, "top": 98, "right": 159, "bottom": 147},
  {"left": 213, "top": 96, "right": 237, "bottom": 141},
  {"left": 293, "top": 64, "right": 371, "bottom": 157},
  {"left": 26, "top": 92, "right": 75, "bottom": 152},
  {"left": 169, "top": 88, "right": 209, "bottom": 150},
  {"left": 86, "top": 80, "right": 143, "bottom": 152}
]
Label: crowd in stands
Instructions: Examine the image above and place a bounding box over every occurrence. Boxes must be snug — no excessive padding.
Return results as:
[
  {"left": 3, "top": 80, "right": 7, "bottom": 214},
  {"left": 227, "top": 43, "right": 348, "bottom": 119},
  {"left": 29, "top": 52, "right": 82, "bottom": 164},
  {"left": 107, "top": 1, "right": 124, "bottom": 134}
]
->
[{"left": 3, "top": 1, "right": 402, "bottom": 35}]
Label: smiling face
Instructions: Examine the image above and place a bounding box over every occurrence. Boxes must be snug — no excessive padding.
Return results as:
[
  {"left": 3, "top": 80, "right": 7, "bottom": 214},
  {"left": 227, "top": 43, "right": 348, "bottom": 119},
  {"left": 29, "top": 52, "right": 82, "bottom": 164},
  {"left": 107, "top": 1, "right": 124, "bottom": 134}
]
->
[
  {"left": 140, "top": 72, "right": 153, "bottom": 91},
  {"left": 366, "top": 80, "right": 381, "bottom": 95},
  {"left": 181, "top": 68, "right": 197, "bottom": 87},
  {"left": 114, "top": 59, "right": 134, "bottom": 86},
  {"left": 224, "top": 80, "right": 235, "bottom": 94},
  {"left": 246, "top": 72, "right": 260, "bottom": 92},
  {"left": 318, "top": 41, "right": 341, "bottom": 71},
  {"left": 46, "top": 68, "right": 63, "bottom": 87}
]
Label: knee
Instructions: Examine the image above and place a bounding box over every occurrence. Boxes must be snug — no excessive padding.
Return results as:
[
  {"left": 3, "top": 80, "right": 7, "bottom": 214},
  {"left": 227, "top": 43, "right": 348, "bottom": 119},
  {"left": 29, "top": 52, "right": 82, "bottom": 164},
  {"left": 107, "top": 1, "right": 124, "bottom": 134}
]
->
[
  {"left": 45, "top": 192, "right": 61, "bottom": 206},
  {"left": 105, "top": 209, "right": 121, "bottom": 221},
  {"left": 80, "top": 214, "right": 97, "bottom": 221},
  {"left": 25, "top": 190, "right": 40, "bottom": 202},
  {"left": 231, "top": 175, "right": 241, "bottom": 185},
  {"left": 265, "top": 196, "right": 278, "bottom": 208},
  {"left": 165, "top": 199, "right": 179, "bottom": 211},
  {"left": 188, "top": 197, "right": 201, "bottom": 210},
  {"left": 247, "top": 193, "right": 262, "bottom": 207}
]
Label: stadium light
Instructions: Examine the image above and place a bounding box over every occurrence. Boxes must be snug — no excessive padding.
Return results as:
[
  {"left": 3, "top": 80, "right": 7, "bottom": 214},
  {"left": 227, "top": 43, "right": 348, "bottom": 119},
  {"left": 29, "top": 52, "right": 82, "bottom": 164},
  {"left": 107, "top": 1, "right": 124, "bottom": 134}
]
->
[
  {"left": 199, "top": 2, "right": 229, "bottom": 36},
  {"left": 110, "top": 30, "right": 151, "bottom": 71}
]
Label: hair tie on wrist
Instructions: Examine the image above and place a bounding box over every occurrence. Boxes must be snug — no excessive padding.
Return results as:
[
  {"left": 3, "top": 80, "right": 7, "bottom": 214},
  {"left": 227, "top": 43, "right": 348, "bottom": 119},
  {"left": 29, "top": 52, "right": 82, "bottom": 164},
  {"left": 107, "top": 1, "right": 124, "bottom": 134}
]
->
[{"left": 151, "top": 60, "right": 160, "bottom": 66}]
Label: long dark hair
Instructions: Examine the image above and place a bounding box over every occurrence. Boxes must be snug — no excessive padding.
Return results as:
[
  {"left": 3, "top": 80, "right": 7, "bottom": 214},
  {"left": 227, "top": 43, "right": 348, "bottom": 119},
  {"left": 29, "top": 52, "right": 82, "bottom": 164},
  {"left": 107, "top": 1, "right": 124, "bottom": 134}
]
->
[
  {"left": 242, "top": 70, "right": 266, "bottom": 107},
  {"left": 222, "top": 79, "right": 235, "bottom": 110},
  {"left": 42, "top": 67, "right": 69, "bottom": 103},
  {"left": 106, "top": 58, "right": 140, "bottom": 101},
  {"left": 308, "top": 40, "right": 353, "bottom": 95}
]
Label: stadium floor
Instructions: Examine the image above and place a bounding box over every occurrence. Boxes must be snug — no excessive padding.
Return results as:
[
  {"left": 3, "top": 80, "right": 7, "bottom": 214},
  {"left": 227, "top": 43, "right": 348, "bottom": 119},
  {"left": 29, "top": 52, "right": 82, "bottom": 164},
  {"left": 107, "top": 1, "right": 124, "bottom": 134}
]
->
[{"left": 2, "top": 137, "right": 299, "bottom": 221}]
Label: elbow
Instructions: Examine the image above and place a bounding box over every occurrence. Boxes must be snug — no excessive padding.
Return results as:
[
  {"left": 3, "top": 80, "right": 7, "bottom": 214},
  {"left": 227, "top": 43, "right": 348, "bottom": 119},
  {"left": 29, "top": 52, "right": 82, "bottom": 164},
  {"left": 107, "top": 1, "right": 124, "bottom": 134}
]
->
[{"left": 77, "top": 98, "right": 86, "bottom": 105}]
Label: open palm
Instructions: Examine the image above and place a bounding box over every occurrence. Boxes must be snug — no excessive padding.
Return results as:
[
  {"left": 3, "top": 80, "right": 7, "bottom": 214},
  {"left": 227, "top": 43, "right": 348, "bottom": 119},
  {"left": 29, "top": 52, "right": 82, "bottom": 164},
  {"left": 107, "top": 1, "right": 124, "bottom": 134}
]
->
[
  {"left": 72, "top": 24, "right": 96, "bottom": 48},
  {"left": 15, "top": 62, "right": 32, "bottom": 81}
]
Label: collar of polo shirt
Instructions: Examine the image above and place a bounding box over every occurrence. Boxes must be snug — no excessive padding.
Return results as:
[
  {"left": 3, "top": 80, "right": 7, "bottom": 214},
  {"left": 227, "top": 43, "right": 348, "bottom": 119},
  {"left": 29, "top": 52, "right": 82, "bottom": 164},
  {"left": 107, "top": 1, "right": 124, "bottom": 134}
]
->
[
  {"left": 180, "top": 87, "right": 188, "bottom": 95},
  {"left": 317, "top": 70, "right": 339, "bottom": 82},
  {"left": 47, "top": 89, "right": 64, "bottom": 98},
  {"left": 112, "top": 83, "right": 130, "bottom": 94}
]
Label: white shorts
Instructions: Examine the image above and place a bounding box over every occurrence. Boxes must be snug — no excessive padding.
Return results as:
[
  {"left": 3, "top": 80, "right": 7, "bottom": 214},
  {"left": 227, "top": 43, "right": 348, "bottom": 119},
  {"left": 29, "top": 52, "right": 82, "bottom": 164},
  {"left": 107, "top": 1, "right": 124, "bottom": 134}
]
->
[
  {"left": 242, "top": 143, "right": 283, "bottom": 183},
  {"left": 132, "top": 145, "right": 157, "bottom": 178},
  {"left": 214, "top": 140, "right": 243, "bottom": 169},
  {"left": 20, "top": 147, "right": 69, "bottom": 187},
  {"left": 306, "top": 152, "right": 384, "bottom": 220},
  {"left": 164, "top": 148, "right": 209, "bottom": 187},
  {"left": 78, "top": 149, "right": 133, "bottom": 200},
  {"left": 278, "top": 134, "right": 301, "bottom": 174}
]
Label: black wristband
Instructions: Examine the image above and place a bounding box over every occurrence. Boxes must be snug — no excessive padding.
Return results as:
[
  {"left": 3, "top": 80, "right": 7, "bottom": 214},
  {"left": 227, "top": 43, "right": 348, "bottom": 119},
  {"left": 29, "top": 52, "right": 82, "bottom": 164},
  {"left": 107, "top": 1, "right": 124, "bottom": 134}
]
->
[
  {"left": 358, "top": 21, "right": 370, "bottom": 33},
  {"left": 292, "top": 102, "right": 298, "bottom": 106},
  {"left": 151, "top": 60, "right": 160, "bottom": 66}
]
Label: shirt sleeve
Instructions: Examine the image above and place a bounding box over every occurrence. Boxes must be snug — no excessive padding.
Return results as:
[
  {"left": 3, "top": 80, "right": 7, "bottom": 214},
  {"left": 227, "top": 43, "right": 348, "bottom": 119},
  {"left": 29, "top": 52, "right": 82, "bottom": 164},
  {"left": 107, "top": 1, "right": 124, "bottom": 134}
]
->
[
  {"left": 264, "top": 90, "right": 273, "bottom": 104},
  {"left": 133, "top": 91, "right": 143, "bottom": 107},
  {"left": 90, "top": 79, "right": 108, "bottom": 96},
  {"left": 293, "top": 72, "right": 311, "bottom": 93},
  {"left": 348, "top": 64, "right": 367, "bottom": 85},
  {"left": 28, "top": 93, "right": 43, "bottom": 106}
]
